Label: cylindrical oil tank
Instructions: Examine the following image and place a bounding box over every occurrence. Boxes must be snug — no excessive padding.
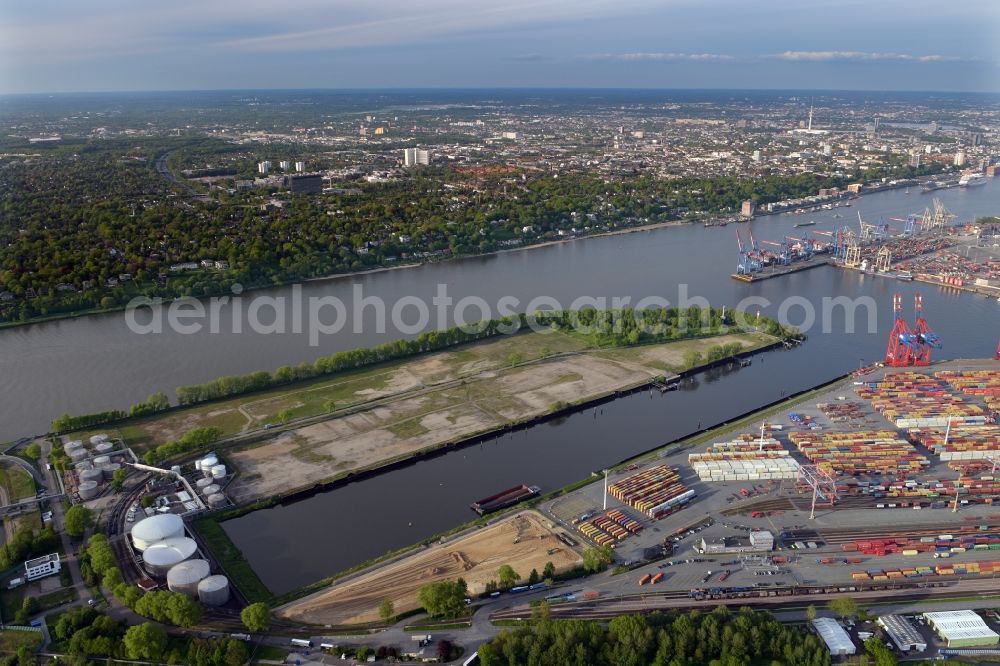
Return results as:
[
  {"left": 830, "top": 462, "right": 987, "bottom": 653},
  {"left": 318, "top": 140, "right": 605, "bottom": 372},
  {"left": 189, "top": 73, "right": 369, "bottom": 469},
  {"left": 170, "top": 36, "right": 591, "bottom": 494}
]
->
[
  {"left": 167, "top": 559, "right": 210, "bottom": 596},
  {"left": 76, "top": 461, "right": 94, "bottom": 471},
  {"left": 65, "top": 439, "right": 83, "bottom": 451},
  {"left": 101, "top": 463, "right": 121, "bottom": 480},
  {"left": 69, "top": 448, "right": 88, "bottom": 462},
  {"left": 92, "top": 455, "right": 111, "bottom": 467},
  {"left": 197, "top": 575, "right": 230, "bottom": 606},
  {"left": 79, "top": 468, "right": 103, "bottom": 485},
  {"left": 210, "top": 464, "right": 227, "bottom": 480},
  {"left": 89, "top": 434, "right": 108, "bottom": 445},
  {"left": 170, "top": 465, "right": 182, "bottom": 477},
  {"left": 199, "top": 455, "right": 219, "bottom": 473},
  {"left": 206, "top": 493, "right": 227, "bottom": 508},
  {"left": 94, "top": 441, "right": 115, "bottom": 454},
  {"left": 196, "top": 477, "right": 214, "bottom": 489},
  {"left": 201, "top": 484, "right": 220, "bottom": 496},
  {"left": 131, "top": 513, "right": 184, "bottom": 551},
  {"left": 142, "top": 537, "right": 198, "bottom": 576},
  {"left": 78, "top": 480, "right": 100, "bottom": 500}
]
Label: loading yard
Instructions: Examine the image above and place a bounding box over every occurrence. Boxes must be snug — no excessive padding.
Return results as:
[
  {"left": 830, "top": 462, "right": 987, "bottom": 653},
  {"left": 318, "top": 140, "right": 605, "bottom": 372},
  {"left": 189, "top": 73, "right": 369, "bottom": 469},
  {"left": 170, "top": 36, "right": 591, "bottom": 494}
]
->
[{"left": 277, "top": 510, "right": 582, "bottom": 626}]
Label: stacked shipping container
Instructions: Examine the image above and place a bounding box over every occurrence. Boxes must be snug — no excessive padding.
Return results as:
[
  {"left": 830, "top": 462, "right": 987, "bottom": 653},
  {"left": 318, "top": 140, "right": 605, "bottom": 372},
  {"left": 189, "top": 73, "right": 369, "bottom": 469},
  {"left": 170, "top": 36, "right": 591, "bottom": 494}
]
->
[
  {"left": 608, "top": 465, "right": 695, "bottom": 519},
  {"left": 688, "top": 437, "right": 799, "bottom": 482},
  {"left": 855, "top": 371, "right": 985, "bottom": 428},
  {"left": 909, "top": 425, "right": 1000, "bottom": 461},
  {"left": 788, "top": 430, "right": 929, "bottom": 476}
]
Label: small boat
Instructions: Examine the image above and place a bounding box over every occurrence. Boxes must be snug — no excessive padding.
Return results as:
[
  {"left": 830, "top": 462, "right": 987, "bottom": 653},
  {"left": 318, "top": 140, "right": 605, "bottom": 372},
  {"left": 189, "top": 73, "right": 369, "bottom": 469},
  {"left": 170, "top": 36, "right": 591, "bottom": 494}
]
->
[
  {"left": 794, "top": 221, "right": 816, "bottom": 228},
  {"left": 896, "top": 272, "right": 914, "bottom": 281}
]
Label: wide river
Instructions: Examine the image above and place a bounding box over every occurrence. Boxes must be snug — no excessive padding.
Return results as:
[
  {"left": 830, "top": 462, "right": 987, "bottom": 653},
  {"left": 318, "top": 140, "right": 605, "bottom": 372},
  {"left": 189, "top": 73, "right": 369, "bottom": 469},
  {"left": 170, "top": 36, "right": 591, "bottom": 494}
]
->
[{"left": 3, "top": 181, "right": 1000, "bottom": 594}]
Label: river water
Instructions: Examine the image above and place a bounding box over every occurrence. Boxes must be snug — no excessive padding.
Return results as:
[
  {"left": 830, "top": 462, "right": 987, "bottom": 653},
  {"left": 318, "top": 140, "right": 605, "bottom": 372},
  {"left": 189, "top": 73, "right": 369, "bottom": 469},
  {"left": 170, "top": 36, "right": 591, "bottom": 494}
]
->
[
  {"left": 3, "top": 182, "right": 999, "bottom": 442},
  {"left": 221, "top": 184, "right": 1000, "bottom": 596}
]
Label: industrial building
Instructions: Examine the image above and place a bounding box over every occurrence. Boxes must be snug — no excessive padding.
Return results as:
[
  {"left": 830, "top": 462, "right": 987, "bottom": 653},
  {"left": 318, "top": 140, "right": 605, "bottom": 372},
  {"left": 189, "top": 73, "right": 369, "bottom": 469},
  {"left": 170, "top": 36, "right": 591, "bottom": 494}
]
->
[
  {"left": 811, "top": 618, "right": 856, "bottom": 656},
  {"left": 699, "top": 530, "right": 773, "bottom": 554},
  {"left": 24, "top": 553, "right": 60, "bottom": 581},
  {"left": 924, "top": 610, "right": 1000, "bottom": 648},
  {"left": 877, "top": 615, "right": 927, "bottom": 652}
]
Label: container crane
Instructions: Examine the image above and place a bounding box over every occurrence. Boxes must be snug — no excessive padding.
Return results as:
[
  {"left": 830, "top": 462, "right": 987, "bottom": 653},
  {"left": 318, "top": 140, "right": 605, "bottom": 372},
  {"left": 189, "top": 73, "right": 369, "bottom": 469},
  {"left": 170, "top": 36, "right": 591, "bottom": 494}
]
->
[
  {"left": 910, "top": 291, "right": 942, "bottom": 366},
  {"left": 735, "top": 229, "right": 762, "bottom": 275},
  {"left": 889, "top": 214, "right": 919, "bottom": 236},
  {"left": 885, "top": 293, "right": 919, "bottom": 367},
  {"left": 761, "top": 239, "right": 791, "bottom": 266},
  {"left": 785, "top": 234, "right": 814, "bottom": 260}
]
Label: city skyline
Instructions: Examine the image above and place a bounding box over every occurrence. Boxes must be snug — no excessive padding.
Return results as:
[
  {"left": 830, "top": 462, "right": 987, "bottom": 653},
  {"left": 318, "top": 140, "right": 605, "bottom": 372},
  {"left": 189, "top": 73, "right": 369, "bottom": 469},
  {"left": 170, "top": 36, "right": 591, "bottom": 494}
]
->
[{"left": 1, "top": 0, "right": 998, "bottom": 94}]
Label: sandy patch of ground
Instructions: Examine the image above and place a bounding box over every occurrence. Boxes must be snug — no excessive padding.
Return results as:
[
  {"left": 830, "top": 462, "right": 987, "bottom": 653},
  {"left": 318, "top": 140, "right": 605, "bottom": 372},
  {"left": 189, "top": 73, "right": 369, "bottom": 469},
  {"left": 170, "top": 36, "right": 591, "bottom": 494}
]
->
[
  {"left": 278, "top": 511, "right": 581, "bottom": 626},
  {"left": 227, "top": 334, "right": 769, "bottom": 503},
  {"left": 633, "top": 334, "right": 757, "bottom": 368}
]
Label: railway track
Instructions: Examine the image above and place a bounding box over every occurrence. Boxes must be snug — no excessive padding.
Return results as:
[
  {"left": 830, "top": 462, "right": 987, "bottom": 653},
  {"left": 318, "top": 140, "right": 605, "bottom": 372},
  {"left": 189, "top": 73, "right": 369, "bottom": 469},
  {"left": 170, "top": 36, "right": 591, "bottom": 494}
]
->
[{"left": 491, "top": 577, "right": 1000, "bottom": 621}]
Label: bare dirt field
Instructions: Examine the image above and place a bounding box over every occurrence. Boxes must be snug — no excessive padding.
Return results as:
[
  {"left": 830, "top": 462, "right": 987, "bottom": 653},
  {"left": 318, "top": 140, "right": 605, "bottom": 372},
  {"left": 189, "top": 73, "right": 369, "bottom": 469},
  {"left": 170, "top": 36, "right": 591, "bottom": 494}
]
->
[
  {"left": 227, "top": 333, "right": 772, "bottom": 502},
  {"left": 277, "top": 510, "right": 581, "bottom": 626}
]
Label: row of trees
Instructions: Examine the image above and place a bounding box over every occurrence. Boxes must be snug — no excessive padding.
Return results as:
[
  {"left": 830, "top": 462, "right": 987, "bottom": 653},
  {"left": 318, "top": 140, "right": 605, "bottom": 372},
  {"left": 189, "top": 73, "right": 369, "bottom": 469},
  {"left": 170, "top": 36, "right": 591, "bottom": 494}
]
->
[
  {"left": 478, "top": 606, "right": 832, "bottom": 666},
  {"left": 51, "top": 391, "right": 172, "bottom": 433}
]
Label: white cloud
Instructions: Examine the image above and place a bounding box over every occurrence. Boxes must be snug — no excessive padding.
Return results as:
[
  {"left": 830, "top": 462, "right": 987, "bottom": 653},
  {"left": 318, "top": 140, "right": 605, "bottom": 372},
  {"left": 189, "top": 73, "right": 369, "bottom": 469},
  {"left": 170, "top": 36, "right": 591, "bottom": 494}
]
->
[{"left": 773, "top": 50, "right": 975, "bottom": 63}]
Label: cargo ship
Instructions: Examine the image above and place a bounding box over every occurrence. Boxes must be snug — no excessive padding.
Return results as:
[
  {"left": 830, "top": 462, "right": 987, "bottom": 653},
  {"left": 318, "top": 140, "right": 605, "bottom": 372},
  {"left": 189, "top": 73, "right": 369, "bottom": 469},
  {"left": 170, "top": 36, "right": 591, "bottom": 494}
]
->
[
  {"left": 471, "top": 484, "right": 540, "bottom": 515},
  {"left": 794, "top": 221, "right": 816, "bottom": 228}
]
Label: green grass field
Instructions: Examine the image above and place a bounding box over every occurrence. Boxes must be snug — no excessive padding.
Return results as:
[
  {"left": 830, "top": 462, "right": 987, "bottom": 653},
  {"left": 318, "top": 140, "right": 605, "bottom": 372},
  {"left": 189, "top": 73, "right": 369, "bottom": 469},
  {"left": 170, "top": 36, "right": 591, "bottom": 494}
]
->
[
  {"left": 0, "top": 465, "right": 35, "bottom": 502},
  {"left": 0, "top": 629, "right": 42, "bottom": 653}
]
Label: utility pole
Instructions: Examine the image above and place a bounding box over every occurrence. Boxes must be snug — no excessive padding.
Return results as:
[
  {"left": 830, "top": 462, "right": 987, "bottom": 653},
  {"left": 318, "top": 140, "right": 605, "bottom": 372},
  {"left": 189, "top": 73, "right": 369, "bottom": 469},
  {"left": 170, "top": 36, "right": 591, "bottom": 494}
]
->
[{"left": 603, "top": 469, "right": 609, "bottom": 511}]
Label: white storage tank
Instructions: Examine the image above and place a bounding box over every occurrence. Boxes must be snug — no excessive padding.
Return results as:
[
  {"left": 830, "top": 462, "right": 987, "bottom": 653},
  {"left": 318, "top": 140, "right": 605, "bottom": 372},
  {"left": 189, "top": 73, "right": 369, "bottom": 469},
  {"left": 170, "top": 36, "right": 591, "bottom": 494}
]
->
[
  {"left": 89, "top": 434, "right": 108, "bottom": 445},
  {"left": 206, "top": 493, "right": 227, "bottom": 508},
  {"left": 78, "top": 480, "right": 100, "bottom": 500},
  {"left": 199, "top": 455, "right": 219, "bottom": 472},
  {"left": 69, "top": 448, "right": 88, "bottom": 462},
  {"left": 201, "top": 484, "right": 220, "bottom": 496},
  {"left": 95, "top": 441, "right": 115, "bottom": 454},
  {"left": 196, "top": 477, "right": 214, "bottom": 489},
  {"left": 101, "top": 463, "right": 121, "bottom": 480},
  {"left": 170, "top": 465, "right": 182, "bottom": 477},
  {"left": 65, "top": 440, "right": 84, "bottom": 454},
  {"left": 131, "top": 514, "right": 184, "bottom": 551},
  {"left": 197, "top": 575, "right": 230, "bottom": 606},
  {"left": 210, "top": 464, "right": 227, "bottom": 480},
  {"left": 167, "top": 559, "right": 210, "bottom": 596},
  {"left": 92, "top": 455, "right": 111, "bottom": 467},
  {"left": 142, "top": 537, "right": 198, "bottom": 576},
  {"left": 79, "top": 468, "right": 103, "bottom": 485}
]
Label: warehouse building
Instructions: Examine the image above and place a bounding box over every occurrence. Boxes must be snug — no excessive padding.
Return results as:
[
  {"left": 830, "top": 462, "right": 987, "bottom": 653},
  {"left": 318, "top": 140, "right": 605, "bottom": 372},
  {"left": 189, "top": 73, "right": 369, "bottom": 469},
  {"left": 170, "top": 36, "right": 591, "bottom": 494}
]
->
[
  {"left": 877, "top": 614, "right": 927, "bottom": 652},
  {"left": 699, "top": 530, "right": 773, "bottom": 554},
  {"left": 811, "top": 618, "right": 856, "bottom": 656},
  {"left": 924, "top": 610, "right": 1000, "bottom": 648}
]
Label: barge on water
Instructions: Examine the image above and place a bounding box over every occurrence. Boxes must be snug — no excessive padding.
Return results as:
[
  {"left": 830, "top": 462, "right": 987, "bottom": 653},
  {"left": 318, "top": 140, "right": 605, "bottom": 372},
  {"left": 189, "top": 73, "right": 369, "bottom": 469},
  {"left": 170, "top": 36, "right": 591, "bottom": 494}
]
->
[{"left": 471, "top": 484, "right": 540, "bottom": 515}]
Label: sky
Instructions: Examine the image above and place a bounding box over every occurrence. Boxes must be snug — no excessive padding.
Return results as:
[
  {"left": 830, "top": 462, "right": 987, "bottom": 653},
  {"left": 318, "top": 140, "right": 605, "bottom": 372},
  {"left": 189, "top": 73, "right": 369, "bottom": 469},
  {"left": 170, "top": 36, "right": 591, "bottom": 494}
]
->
[{"left": 0, "top": 0, "right": 998, "bottom": 94}]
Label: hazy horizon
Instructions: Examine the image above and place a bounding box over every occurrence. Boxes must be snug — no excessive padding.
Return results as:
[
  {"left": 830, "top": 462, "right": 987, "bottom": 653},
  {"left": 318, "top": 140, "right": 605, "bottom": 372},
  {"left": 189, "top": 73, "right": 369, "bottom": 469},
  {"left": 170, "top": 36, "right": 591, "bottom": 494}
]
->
[{"left": 1, "top": 0, "right": 997, "bottom": 95}]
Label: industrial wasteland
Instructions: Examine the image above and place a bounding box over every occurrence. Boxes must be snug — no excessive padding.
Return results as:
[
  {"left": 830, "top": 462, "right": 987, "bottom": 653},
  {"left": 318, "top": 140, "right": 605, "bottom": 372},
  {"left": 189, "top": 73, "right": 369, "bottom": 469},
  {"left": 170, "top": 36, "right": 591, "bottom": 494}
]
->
[{"left": 2, "top": 85, "right": 1000, "bottom": 666}]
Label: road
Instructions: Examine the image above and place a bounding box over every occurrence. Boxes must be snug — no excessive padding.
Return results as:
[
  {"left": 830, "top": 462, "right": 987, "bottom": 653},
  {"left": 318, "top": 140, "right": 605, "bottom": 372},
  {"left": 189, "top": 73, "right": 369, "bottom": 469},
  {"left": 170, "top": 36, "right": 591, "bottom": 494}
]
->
[{"left": 38, "top": 438, "right": 89, "bottom": 604}]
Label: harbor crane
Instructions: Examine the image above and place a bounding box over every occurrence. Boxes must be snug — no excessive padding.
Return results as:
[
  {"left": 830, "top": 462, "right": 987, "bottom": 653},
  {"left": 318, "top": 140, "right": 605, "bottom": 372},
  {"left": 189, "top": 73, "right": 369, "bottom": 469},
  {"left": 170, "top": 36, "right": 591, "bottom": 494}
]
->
[
  {"left": 885, "top": 292, "right": 919, "bottom": 367},
  {"left": 858, "top": 212, "right": 890, "bottom": 242},
  {"left": 910, "top": 291, "right": 942, "bottom": 366},
  {"left": 785, "top": 234, "right": 815, "bottom": 260},
  {"left": 797, "top": 464, "right": 838, "bottom": 520},
  {"left": 889, "top": 214, "right": 920, "bottom": 236},
  {"left": 761, "top": 239, "right": 791, "bottom": 266},
  {"left": 735, "top": 229, "right": 763, "bottom": 275}
]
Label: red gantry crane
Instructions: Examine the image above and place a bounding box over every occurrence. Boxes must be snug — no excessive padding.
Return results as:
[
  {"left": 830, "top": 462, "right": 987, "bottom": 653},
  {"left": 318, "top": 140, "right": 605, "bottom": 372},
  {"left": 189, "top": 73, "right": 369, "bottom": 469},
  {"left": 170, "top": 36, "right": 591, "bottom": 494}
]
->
[
  {"left": 910, "top": 291, "right": 942, "bottom": 366},
  {"left": 885, "top": 293, "right": 918, "bottom": 367}
]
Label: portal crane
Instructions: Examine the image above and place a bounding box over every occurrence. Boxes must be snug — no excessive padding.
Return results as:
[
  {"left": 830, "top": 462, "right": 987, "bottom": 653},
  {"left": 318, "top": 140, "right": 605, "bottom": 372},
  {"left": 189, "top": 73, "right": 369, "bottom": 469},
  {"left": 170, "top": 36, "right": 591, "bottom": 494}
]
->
[
  {"left": 761, "top": 239, "right": 791, "bottom": 266},
  {"left": 910, "top": 291, "right": 942, "bottom": 366},
  {"left": 735, "top": 229, "right": 762, "bottom": 275},
  {"left": 885, "top": 292, "right": 918, "bottom": 367},
  {"left": 785, "top": 234, "right": 814, "bottom": 260}
]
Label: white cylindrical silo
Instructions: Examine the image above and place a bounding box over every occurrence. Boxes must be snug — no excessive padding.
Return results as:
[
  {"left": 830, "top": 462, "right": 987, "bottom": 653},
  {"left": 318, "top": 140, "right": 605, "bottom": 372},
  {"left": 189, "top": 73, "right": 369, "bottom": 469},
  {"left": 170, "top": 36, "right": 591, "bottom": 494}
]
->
[
  {"left": 142, "top": 537, "right": 198, "bottom": 576},
  {"left": 206, "top": 493, "right": 227, "bottom": 508},
  {"left": 65, "top": 440, "right": 84, "bottom": 454},
  {"left": 69, "top": 448, "right": 88, "bottom": 462},
  {"left": 130, "top": 514, "right": 184, "bottom": 551},
  {"left": 79, "top": 468, "right": 103, "bottom": 485},
  {"left": 200, "top": 455, "right": 218, "bottom": 472},
  {"left": 210, "top": 464, "right": 227, "bottom": 480},
  {"left": 167, "top": 559, "right": 210, "bottom": 596},
  {"left": 201, "top": 484, "right": 220, "bottom": 496},
  {"left": 95, "top": 441, "right": 115, "bottom": 454},
  {"left": 89, "top": 434, "right": 108, "bottom": 445},
  {"left": 102, "top": 463, "right": 121, "bottom": 480},
  {"left": 197, "top": 575, "right": 230, "bottom": 606},
  {"left": 78, "top": 480, "right": 100, "bottom": 500},
  {"left": 196, "top": 477, "right": 214, "bottom": 489},
  {"left": 92, "top": 455, "right": 111, "bottom": 467}
]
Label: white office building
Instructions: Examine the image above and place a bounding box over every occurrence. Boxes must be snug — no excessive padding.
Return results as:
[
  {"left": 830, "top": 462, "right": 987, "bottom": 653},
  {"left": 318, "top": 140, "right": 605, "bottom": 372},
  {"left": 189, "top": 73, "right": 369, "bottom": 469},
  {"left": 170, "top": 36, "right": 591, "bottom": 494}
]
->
[
  {"left": 25, "top": 553, "right": 61, "bottom": 581},
  {"left": 294, "top": 161, "right": 306, "bottom": 172},
  {"left": 257, "top": 161, "right": 272, "bottom": 174},
  {"left": 403, "top": 148, "right": 430, "bottom": 167}
]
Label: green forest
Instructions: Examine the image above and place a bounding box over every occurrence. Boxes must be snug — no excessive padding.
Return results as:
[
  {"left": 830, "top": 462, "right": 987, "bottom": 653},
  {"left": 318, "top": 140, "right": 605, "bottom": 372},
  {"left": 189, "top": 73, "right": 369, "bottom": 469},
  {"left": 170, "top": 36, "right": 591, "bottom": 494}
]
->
[
  {"left": 0, "top": 136, "right": 942, "bottom": 323},
  {"left": 478, "top": 607, "right": 831, "bottom": 666}
]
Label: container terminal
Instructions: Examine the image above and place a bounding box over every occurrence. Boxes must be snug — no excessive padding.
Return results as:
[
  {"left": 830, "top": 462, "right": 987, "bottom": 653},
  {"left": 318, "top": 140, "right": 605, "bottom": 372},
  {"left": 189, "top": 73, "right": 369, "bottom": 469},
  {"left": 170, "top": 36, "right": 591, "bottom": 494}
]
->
[{"left": 491, "top": 355, "right": 1000, "bottom": 620}]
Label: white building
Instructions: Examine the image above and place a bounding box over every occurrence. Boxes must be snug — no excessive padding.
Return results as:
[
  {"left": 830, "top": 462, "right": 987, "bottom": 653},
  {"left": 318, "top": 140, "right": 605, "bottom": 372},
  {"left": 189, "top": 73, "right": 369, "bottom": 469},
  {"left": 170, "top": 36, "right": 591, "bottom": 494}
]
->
[
  {"left": 403, "top": 148, "right": 430, "bottom": 167},
  {"left": 877, "top": 615, "right": 927, "bottom": 652},
  {"left": 954, "top": 151, "right": 967, "bottom": 167},
  {"left": 25, "top": 553, "right": 60, "bottom": 581},
  {"left": 811, "top": 618, "right": 856, "bottom": 656},
  {"left": 295, "top": 161, "right": 306, "bottom": 172},
  {"left": 257, "top": 161, "right": 271, "bottom": 174},
  {"left": 279, "top": 161, "right": 290, "bottom": 170},
  {"left": 924, "top": 610, "right": 1000, "bottom": 648}
]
